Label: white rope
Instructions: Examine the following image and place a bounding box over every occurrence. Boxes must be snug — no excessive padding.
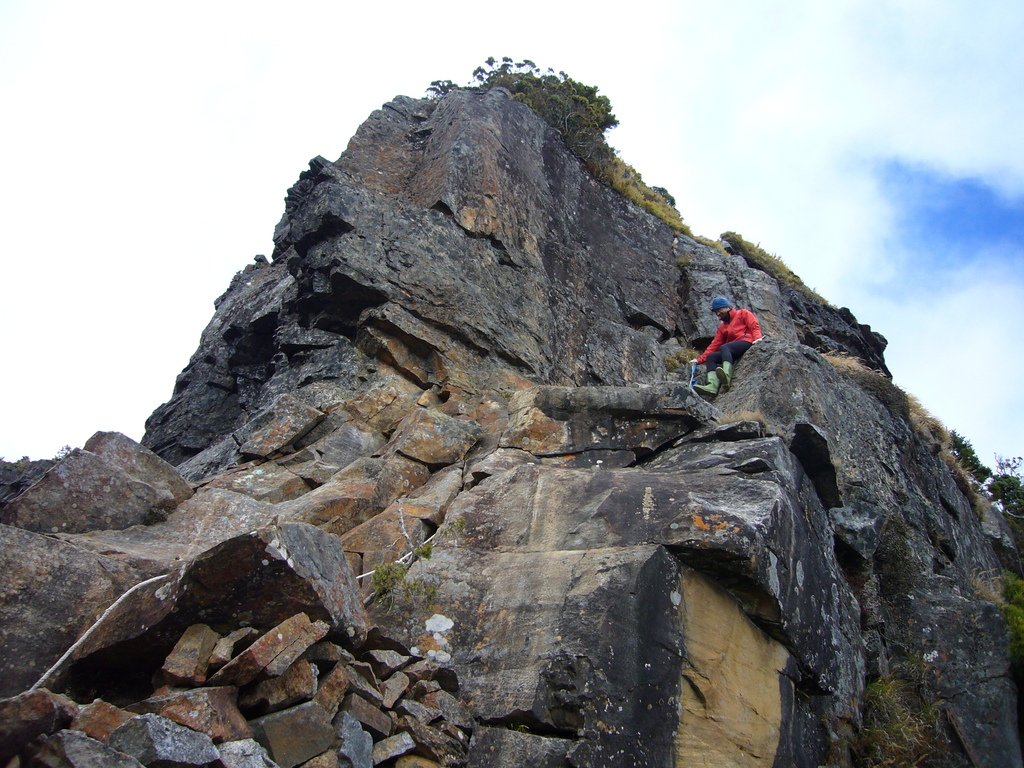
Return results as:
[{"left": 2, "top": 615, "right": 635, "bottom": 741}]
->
[{"left": 32, "top": 573, "right": 173, "bottom": 691}]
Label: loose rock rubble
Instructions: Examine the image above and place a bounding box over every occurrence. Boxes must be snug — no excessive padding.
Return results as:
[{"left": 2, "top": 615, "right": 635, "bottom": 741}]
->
[{"left": 1, "top": 612, "right": 472, "bottom": 767}]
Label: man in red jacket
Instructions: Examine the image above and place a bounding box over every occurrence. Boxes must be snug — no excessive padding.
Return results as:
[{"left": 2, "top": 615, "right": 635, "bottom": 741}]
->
[{"left": 693, "top": 295, "right": 763, "bottom": 398}]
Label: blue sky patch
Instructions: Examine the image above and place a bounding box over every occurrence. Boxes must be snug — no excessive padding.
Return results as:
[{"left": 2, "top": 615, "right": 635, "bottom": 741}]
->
[{"left": 879, "top": 161, "right": 1024, "bottom": 263}]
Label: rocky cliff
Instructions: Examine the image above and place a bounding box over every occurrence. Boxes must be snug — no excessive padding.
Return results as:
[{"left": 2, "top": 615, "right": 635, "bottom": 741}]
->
[{"left": 0, "top": 87, "right": 1020, "bottom": 768}]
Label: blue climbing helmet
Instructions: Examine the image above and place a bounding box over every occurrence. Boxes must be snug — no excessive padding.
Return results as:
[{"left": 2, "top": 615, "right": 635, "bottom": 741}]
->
[{"left": 710, "top": 296, "right": 732, "bottom": 311}]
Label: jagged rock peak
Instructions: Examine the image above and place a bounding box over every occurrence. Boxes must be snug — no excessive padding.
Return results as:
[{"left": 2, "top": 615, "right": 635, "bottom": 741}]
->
[{"left": 1, "top": 87, "right": 1019, "bottom": 768}]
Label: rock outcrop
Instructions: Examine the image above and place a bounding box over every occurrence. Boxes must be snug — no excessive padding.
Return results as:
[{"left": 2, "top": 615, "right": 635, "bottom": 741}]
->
[{"left": 0, "top": 87, "right": 1019, "bottom": 767}]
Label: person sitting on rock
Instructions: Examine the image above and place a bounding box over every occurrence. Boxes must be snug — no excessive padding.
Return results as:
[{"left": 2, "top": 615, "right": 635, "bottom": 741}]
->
[{"left": 692, "top": 296, "right": 763, "bottom": 397}]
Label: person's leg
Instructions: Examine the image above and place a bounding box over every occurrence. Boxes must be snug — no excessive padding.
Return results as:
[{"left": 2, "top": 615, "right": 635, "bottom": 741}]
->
[
  {"left": 715, "top": 341, "right": 752, "bottom": 390},
  {"left": 696, "top": 351, "right": 724, "bottom": 396}
]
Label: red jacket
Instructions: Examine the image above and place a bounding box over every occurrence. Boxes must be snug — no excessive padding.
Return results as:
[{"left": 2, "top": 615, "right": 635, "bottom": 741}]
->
[{"left": 697, "top": 308, "right": 763, "bottom": 364}]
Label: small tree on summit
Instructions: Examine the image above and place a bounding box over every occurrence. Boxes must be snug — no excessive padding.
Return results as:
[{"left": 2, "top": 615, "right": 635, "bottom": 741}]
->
[{"left": 469, "top": 58, "right": 619, "bottom": 168}]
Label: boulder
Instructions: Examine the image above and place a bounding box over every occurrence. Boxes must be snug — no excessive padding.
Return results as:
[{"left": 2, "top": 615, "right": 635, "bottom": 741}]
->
[
  {"left": 107, "top": 713, "right": 220, "bottom": 766},
  {"left": 2, "top": 441, "right": 185, "bottom": 534},
  {"left": 28, "top": 729, "right": 145, "bottom": 767},
  {"left": 48, "top": 524, "right": 368, "bottom": 700},
  {"left": 0, "top": 688, "right": 79, "bottom": 762},
  {"left": 57, "top": 487, "right": 279, "bottom": 575},
  {"left": 0, "top": 526, "right": 142, "bottom": 697}
]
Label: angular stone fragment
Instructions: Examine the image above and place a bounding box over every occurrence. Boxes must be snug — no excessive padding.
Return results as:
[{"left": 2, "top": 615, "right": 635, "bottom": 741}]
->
[
  {"left": 240, "top": 661, "right": 318, "bottom": 715},
  {"left": 236, "top": 394, "right": 325, "bottom": 458},
  {"left": 312, "top": 664, "right": 351, "bottom": 718},
  {"left": 341, "top": 693, "right": 391, "bottom": 739},
  {"left": 293, "top": 414, "right": 386, "bottom": 472},
  {"left": 343, "top": 663, "right": 383, "bottom": 705},
  {"left": 161, "top": 623, "right": 221, "bottom": 685},
  {"left": 303, "top": 641, "right": 355, "bottom": 668},
  {"left": 203, "top": 463, "right": 310, "bottom": 503},
  {"left": 209, "top": 614, "right": 329, "bottom": 687},
  {"left": 71, "top": 699, "right": 135, "bottom": 743},
  {"left": 339, "top": 509, "right": 430, "bottom": 573},
  {"left": 59, "top": 487, "right": 279, "bottom": 574},
  {"left": 393, "top": 699, "right": 440, "bottom": 725},
  {"left": 364, "top": 649, "right": 410, "bottom": 680},
  {"left": 500, "top": 384, "right": 711, "bottom": 456},
  {"left": 30, "top": 729, "right": 146, "bottom": 767},
  {"left": 334, "top": 711, "right": 372, "bottom": 768},
  {"left": 400, "top": 660, "right": 458, "bottom": 694},
  {"left": 387, "top": 409, "right": 482, "bottom": 466},
  {"left": 1, "top": 447, "right": 178, "bottom": 535},
  {"left": 210, "top": 628, "right": 262, "bottom": 671},
  {"left": 395, "top": 715, "right": 465, "bottom": 763},
  {"left": 84, "top": 431, "right": 194, "bottom": 507},
  {"left": 380, "top": 671, "right": 410, "bottom": 709},
  {"left": 278, "top": 456, "right": 429, "bottom": 537},
  {"left": 250, "top": 701, "right": 335, "bottom": 768},
  {"left": 300, "top": 749, "right": 339, "bottom": 767},
  {"left": 371, "top": 731, "right": 415, "bottom": 764},
  {"left": 130, "top": 687, "right": 252, "bottom": 743},
  {"left": 381, "top": 467, "right": 463, "bottom": 526},
  {"left": 217, "top": 738, "right": 280, "bottom": 768},
  {"left": 0, "top": 688, "right": 79, "bottom": 763},
  {"left": 419, "top": 690, "right": 471, "bottom": 730},
  {"left": 108, "top": 713, "right": 220, "bottom": 767},
  {"left": 340, "top": 379, "right": 423, "bottom": 435},
  {"left": 394, "top": 756, "right": 441, "bottom": 768}
]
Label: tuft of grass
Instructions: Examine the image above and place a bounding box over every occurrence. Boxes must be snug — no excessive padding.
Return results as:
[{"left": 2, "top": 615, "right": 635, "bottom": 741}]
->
[
  {"left": 970, "top": 570, "right": 1005, "bottom": 605},
  {"left": 852, "top": 674, "right": 942, "bottom": 767},
  {"left": 906, "top": 392, "right": 948, "bottom": 454},
  {"left": 601, "top": 156, "right": 692, "bottom": 235},
  {"left": 718, "top": 409, "right": 768, "bottom": 429},
  {"left": 822, "top": 352, "right": 912, "bottom": 424},
  {"left": 664, "top": 347, "right": 701, "bottom": 373},
  {"left": 719, "top": 231, "right": 828, "bottom": 304}
]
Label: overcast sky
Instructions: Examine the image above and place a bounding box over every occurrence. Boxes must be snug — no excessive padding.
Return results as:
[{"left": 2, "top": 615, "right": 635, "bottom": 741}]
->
[{"left": 1, "top": 0, "right": 1021, "bottom": 472}]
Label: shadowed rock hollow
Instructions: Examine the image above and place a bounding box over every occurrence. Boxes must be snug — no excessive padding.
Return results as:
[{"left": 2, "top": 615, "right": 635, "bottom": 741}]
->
[{"left": 0, "top": 87, "right": 1019, "bottom": 768}]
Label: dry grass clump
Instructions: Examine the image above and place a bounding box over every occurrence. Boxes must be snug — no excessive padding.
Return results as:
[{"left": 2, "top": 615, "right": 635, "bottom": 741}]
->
[
  {"left": 718, "top": 409, "right": 769, "bottom": 429},
  {"left": 664, "top": 347, "right": 702, "bottom": 373},
  {"left": 852, "top": 674, "right": 944, "bottom": 767},
  {"left": 940, "top": 447, "right": 986, "bottom": 517},
  {"left": 822, "top": 352, "right": 911, "bottom": 422},
  {"left": 906, "top": 392, "right": 948, "bottom": 453},
  {"left": 824, "top": 352, "right": 988, "bottom": 518},
  {"left": 719, "top": 231, "right": 829, "bottom": 304},
  {"left": 602, "top": 156, "right": 692, "bottom": 235},
  {"left": 970, "top": 570, "right": 1006, "bottom": 605}
]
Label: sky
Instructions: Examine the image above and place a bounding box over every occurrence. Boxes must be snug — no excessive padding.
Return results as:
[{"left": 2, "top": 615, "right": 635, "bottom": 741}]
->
[{"left": 1, "top": 0, "right": 1021, "bottom": 472}]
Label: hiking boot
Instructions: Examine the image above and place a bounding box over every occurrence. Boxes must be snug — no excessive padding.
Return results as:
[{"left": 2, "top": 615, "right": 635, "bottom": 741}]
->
[
  {"left": 694, "top": 371, "right": 720, "bottom": 398},
  {"left": 716, "top": 361, "right": 733, "bottom": 391}
]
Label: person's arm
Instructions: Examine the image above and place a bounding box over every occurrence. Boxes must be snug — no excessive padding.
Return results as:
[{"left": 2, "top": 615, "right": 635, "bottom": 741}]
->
[{"left": 744, "top": 309, "right": 763, "bottom": 341}]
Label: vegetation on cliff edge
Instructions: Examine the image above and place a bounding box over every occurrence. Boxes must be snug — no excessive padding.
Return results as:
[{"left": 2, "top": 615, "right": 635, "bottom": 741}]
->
[{"left": 428, "top": 58, "right": 691, "bottom": 236}]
